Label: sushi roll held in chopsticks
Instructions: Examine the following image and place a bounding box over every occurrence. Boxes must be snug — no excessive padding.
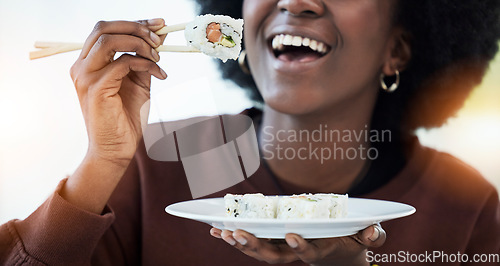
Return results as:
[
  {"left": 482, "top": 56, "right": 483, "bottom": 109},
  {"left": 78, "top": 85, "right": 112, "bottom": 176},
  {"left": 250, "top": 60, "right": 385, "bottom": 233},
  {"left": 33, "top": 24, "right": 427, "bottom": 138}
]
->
[
  {"left": 184, "top": 14, "right": 244, "bottom": 62},
  {"left": 30, "top": 15, "right": 244, "bottom": 61}
]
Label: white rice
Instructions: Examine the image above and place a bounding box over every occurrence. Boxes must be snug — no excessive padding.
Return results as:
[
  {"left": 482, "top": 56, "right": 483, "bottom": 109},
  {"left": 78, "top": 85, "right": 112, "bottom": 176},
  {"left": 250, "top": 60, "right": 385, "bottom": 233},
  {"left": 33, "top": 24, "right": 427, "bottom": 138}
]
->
[
  {"left": 315, "top": 193, "right": 349, "bottom": 218},
  {"left": 224, "top": 193, "right": 348, "bottom": 219},
  {"left": 225, "top": 193, "right": 278, "bottom": 218},
  {"left": 185, "top": 14, "right": 244, "bottom": 62}
]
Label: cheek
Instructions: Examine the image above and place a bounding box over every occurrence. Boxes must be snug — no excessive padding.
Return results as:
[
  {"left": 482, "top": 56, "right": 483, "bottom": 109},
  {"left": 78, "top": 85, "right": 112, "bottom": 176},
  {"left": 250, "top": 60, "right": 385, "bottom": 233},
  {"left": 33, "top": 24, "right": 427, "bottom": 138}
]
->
[
  {"left": 242, "top": 1, "right": 257, "bottom": 48},
  {"left": 242, "top": 0, "right": 276, "bottom": 73},
  {"left": 330, "top": 0, "right": 394, "bottom": 39},
  {"left": 336, "top": 3, "right": 388, "bottom": 43},
  {"left": 242, "top": 0, "right": 276, "bottom": 28},
  {"left": 332, "top": 2, "right": 394, "bottom": 72},
  {"left": 242, "top": 0, "right": 260, "bottom": 17}
]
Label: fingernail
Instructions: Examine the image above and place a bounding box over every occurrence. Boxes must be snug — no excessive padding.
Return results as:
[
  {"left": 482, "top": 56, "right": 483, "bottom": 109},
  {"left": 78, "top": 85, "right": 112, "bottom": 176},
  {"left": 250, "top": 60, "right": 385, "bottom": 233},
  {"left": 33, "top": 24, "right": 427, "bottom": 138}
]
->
[
  {"left": 286, "top": 237, "right": 298, "bottom": 248},
  {"left": 151, "top": 48, "right": 160, "bottom": 62},
  {"left": 148, "top": 18, "right": 163, "bottom": 26},
  {"left": 234, "top": 235, "right": 247, "bottom": 246},
  {"left": 160, "top": 68, "right": 167, "bottom": 79},
  {"left": 150, "top": 31, "right": 161, "bottom": 46},
  {"left": 369, "top": 227, "right": 380, "bottom": 242},
  {"left": 225, "top": 238, "right": 236, "bottom": 246},
  {"left": 210, "top": 228, "right": 221, "bottom": 238}
]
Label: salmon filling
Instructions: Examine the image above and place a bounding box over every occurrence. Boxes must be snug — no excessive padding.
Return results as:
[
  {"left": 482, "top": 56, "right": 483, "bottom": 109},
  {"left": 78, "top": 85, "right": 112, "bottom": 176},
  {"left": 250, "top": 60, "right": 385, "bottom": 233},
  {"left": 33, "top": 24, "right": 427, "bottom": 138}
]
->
[{"left": 206, "top": 22, "right": 236, "bottom": 48}]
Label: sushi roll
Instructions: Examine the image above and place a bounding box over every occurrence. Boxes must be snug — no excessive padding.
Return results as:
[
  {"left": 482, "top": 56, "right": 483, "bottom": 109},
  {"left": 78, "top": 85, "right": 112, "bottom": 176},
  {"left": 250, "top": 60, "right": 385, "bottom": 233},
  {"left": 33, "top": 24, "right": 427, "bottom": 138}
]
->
[
  {"left": 277, "top": 194, "right": 348, "bottom": 219},
  {"left": 277, "top": 194, "right": 332, "bottom": 219},
  {"left": 184, "top": 14, "right": 244, "bottom": 62},
  {"left": 224, "top": 193, "right": 348, "bottom": 219},
  {"left": 316, "top": 193, "right": 348, "bottom": 218},
  {"left": 224, "top": 193, "right": 278, "bottom": 218}
]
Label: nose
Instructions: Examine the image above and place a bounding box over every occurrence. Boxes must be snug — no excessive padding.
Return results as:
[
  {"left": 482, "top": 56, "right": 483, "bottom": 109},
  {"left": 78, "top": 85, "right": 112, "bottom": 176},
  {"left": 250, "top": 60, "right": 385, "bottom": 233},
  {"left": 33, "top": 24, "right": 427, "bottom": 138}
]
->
[{"left": 277, "top": 0, "right": 325, "bottom": 17}]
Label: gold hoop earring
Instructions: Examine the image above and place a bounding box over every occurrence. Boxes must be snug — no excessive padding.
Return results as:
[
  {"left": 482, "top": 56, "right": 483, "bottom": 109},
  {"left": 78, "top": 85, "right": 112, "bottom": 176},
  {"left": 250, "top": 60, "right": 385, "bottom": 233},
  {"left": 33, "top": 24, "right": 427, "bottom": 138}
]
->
[
  {"left": 380, "top": 70, "right": 400, "bottom": 93},
  {"left": 238, "top": 50, "right": 251, "bottom": 75}
]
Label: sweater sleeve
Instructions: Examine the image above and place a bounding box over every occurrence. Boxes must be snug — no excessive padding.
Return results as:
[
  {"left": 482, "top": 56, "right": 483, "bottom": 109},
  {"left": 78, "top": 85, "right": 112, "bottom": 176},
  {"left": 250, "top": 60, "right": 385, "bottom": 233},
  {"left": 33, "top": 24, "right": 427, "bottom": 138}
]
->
[
  {"left": 0, "top": 178, "right": 115, "bottom": 266},
  {"left": 462, "top": 189, "right": 500, "bottom": 266}
]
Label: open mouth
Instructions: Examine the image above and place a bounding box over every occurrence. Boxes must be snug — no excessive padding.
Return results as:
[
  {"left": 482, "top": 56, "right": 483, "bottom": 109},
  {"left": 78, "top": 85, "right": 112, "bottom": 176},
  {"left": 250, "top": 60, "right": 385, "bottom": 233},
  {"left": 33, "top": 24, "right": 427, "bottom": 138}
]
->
[{"left": 271, "top": 34, "right": 331, "bottom": 63}]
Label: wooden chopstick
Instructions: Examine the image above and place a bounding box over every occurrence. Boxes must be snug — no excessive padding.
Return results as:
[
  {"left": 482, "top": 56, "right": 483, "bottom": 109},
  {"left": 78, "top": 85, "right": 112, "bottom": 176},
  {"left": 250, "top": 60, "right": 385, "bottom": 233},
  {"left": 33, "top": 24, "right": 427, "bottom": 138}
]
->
[
  {"left": 30, "top": 21, "right": 195, "bottom": 60},
  {"left": 30, "top": 43, "right": 200, "bottom": 60},
  {"left": 30, "top": 43, "right": 84, "bottom": 60},
  {"left": 156, "top": 45, "right": 200, "bottom": 53},
  {"left": 34, "top": 41, "right": 83, "bottom": 49},
  {"left": 154, "top": 22, "right": 189, "bottom": 35}
]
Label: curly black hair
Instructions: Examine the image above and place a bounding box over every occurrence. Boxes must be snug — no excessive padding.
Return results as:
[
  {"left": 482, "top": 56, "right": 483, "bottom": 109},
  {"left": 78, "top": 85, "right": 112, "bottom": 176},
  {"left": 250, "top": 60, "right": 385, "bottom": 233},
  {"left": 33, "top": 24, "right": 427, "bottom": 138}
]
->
[{"left": 193, "top": 0, "right": 500, "bottom": 133}]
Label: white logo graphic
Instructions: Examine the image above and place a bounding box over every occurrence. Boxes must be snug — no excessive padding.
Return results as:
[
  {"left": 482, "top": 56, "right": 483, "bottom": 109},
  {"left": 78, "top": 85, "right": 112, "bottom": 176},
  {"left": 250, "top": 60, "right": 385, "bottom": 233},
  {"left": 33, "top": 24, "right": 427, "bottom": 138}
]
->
[{"left": 141, "top": 100, "right": 260, "bottom": 198}]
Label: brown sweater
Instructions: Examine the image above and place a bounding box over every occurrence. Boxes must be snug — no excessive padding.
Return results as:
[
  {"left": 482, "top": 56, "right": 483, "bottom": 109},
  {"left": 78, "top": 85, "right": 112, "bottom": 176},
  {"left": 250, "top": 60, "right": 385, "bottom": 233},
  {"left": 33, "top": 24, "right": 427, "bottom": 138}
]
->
[{"left": 1, "top": 127, "right": 499, "bottom": 265}]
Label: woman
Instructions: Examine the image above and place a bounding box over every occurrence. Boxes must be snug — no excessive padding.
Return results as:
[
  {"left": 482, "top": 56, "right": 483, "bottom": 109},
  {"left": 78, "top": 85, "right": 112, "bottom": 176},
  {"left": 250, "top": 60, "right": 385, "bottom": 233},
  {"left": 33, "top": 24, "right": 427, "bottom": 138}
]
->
[{"left": 1, "top": 0, "right": 499, "bottom": 265}]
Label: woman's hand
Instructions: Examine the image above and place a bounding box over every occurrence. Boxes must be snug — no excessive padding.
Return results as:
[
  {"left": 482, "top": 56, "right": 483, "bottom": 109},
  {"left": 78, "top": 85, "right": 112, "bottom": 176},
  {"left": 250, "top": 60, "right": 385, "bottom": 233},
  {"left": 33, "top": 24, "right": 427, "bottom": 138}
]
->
[
  {"left": 210, "top": 224, "right": 385, "bottom": 265},
  {"left": 70, "top": 19, "right": 167, "bottom": 167},
  {"left": 62, "top": 19, "right": 167, "bottom": 214}
]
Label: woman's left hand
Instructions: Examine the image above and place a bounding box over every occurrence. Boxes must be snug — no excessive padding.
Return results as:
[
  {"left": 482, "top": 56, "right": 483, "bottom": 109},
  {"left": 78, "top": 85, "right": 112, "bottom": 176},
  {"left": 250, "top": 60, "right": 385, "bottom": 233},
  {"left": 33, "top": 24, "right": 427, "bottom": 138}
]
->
[{"left": 210, "top": 224, "right": 385, "bottom": 265}]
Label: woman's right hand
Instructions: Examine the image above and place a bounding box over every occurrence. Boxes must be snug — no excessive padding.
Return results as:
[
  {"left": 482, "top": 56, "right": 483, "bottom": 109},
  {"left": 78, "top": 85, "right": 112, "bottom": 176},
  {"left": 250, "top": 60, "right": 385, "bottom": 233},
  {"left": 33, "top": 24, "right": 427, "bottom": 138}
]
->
[
  {"left": 62, "top": 19, "right": 167, "bottom": 214},
  {"left": 211, "top": 224, "right": 386, "bottom": 265},
  {"left": 70, "top": 19, "right": 167, "bottom": 168}
]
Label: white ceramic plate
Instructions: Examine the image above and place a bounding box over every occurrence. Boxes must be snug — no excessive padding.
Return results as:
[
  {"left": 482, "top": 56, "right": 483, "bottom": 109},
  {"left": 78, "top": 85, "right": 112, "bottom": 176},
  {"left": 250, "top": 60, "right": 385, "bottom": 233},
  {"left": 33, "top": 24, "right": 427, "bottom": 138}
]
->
[{"left": 165, "top": 197, "right": 415, "bottom": 239}]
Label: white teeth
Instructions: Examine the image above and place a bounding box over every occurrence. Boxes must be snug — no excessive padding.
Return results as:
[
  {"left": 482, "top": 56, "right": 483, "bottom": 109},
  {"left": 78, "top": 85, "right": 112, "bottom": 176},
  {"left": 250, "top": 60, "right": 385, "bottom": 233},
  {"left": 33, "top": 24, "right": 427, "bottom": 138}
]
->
[
  {"left": 271, "top": 34, "right": 329, "bottom": 54},
  {"left": 291, "top": 36, "right": 302, "bottom": 47},
  {"left": 302, "top": 37, "right": 310, "bottom": 46},
  {"left": 283, "top": 35, "right": 293, "bottom": 46},
  {"left": 310, "top": 39, "right": 318, "bottom": 51},
  {"left": 272, "top": 37, "right": 279, "bottom": 50},
  {"left": 278, "top": 35, "right": 285, "bottom": 50},
  {"left": 317, "top": 42, "right": 325, "bottom": 53}
]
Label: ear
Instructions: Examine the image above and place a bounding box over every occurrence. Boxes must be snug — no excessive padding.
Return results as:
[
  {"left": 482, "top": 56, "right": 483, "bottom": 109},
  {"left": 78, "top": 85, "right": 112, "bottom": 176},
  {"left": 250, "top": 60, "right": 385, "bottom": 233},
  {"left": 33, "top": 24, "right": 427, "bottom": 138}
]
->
[{"left": 382, "top": 27, "right": 412, "bottom": 76}]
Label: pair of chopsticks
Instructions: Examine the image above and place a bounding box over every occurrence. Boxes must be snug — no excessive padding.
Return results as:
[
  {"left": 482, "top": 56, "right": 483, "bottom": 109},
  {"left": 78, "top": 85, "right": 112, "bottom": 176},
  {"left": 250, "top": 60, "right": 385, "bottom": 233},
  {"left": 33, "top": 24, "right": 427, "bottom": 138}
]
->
[{"left": 30, "top": 22, "right": 200, "bottom": 60}]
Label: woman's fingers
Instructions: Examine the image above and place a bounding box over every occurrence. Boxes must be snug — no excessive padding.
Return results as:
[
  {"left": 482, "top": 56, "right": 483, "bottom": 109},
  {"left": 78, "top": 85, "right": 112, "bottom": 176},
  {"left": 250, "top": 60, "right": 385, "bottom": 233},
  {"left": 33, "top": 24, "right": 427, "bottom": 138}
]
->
[
  {"left": 226, "top": 230, "right": 297, "bottom": 264},
  {"left": 284, "top": 234, "right": 334, "bottom": 263},
  {"left": 210, "top": 228, "right": 223, "bottom": 239},
  {"left": 287, "top": 228, "right": 384, "bottom": 264},
  {"left": 211, "top": 225, "right": 386, "bottom": 265},
  {"left": 136, "top": 18, "right": 169, "bottom": 44},
  {"left": 71, "top": 53, "right": 166, "bottom": 101},
  {"left": 353, "top": 224, "right": 386, "bottom": 248},
  {"left": 221, "top": 230, "right": 237, "bottom": 246},
  {"left": 75, "top": 54, "right": 165, "bottom": 104},
  {"left": 80, "top": 19, "right": 164, "bottom": 60},
  {"left": 85, "top": 34, "right": 160, "bottom": 71},
  {"left": 103, "top": 54, "right": 167, "bottom": 84},
  {"left": 136, "top": 18, "right": 166, "bottom": 32}
]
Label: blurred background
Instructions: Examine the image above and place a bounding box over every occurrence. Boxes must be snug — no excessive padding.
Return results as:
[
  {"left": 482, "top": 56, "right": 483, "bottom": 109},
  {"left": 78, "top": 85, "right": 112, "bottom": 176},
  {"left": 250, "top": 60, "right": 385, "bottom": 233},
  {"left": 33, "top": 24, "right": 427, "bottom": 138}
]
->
[{"left": 0, "top": 0, "right": 499, "bottom": 224}]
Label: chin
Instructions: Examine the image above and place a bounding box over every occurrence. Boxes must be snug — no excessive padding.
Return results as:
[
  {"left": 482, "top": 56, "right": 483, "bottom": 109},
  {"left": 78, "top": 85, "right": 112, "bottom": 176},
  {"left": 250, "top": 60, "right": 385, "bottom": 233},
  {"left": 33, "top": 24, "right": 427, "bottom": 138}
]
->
[{"left": 262, "top": 92, "right": 325, "bottom": 116}]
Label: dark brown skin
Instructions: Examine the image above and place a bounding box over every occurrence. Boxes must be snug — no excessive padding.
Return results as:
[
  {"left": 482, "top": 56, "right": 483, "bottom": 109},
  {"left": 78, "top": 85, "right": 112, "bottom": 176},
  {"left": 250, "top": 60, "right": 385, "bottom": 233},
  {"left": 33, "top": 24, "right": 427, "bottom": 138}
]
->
[
  {"left": 63, "top": 0, "right": 411, "bottom": 264},
  {"left": 211, "top": 226, "right": 385, "bottom": 265},
  {"left": 212, "top": 0, "right": 411, "bottom": 265},
  {"left": 61, "top": 19, "right": 167, "bottom": 214}
]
